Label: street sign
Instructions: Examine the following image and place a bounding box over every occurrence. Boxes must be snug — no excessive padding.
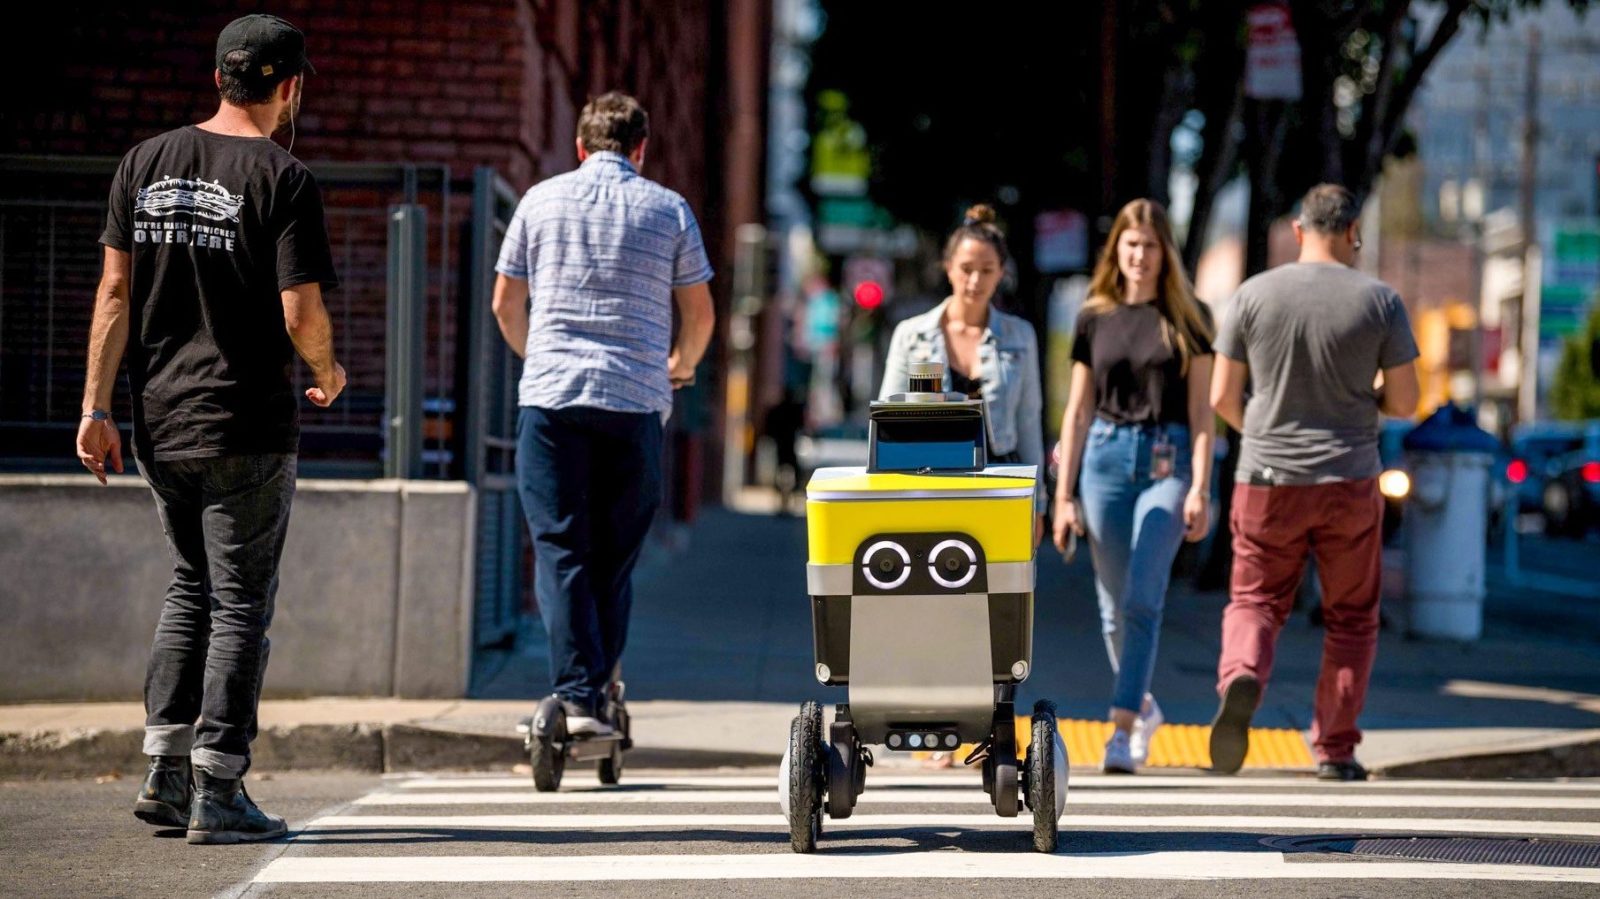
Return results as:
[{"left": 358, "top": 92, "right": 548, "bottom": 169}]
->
[
  {"left": 1034, "top": 209, "right": 1089, "bottom": 273},
  {"left": 1539, "top": 223, "right": 1600, "bottom": 339},
  {"left": 1245, "top": 3, "right": 1303, "bottom": 101}
]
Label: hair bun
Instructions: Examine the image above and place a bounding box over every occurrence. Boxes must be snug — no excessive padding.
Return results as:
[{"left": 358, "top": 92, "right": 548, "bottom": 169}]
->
[{"left": 963, "top": 204, "right": 998, "bottom": 227}]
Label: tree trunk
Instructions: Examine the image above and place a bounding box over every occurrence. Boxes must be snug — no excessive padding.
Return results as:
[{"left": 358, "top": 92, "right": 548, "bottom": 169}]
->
[
  {"left": 1184, "top": 81, "right": 1244, "bottom": 274},
  {"left": 1244, "top": 100, "right": 1290, "bottom": 277}
]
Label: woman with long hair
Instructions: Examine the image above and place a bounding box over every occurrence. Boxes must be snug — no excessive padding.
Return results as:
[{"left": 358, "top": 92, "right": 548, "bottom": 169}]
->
[
  {"left": 880, "top": 203, "right": 1046, "bottom": 535},
  {"left": 1052, "top": 199, "right": 1215, "bottom": 774}
]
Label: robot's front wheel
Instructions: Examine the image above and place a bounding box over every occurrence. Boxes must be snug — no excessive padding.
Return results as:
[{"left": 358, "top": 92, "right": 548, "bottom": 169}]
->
[
  {"left": 1024, "top": 699, "right": 1067, "bottom": 853},
  {"left": 529, "top": 696, "right": 568, "bottom": 793},
  {"left": 988, "top": 702, "right": 1019, "bottom": 818},
  {"left": 786, "top": 700, "right": 824, "bottom": 853}
]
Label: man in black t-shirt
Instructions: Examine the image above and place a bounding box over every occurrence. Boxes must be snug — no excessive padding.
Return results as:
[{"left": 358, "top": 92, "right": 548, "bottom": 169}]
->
[{"left": 76, "top": 14, "right": 343, "bottom": 844}]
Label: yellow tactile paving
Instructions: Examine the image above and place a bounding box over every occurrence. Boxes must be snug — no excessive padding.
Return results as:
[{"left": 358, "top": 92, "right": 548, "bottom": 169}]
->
[{"left": 919, "top": 717, "right": 1314, "bottom": 770}]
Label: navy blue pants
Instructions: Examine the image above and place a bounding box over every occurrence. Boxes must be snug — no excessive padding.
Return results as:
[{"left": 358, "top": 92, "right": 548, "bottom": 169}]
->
[{"left": 516, "top": 406, "right": 663, "bottom": 713}]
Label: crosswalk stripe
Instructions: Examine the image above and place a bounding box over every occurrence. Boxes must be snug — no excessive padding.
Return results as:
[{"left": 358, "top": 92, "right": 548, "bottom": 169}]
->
[
  {"left": 350, "top": 788, "right": 1600, "bottom": 810},
  {"left": 301, "top": 812, "right": 1600, "bottom": 838},
  {"left": 252, "top": 851, "right": 1600, "bottom": 883},
  {"left": 392, "top": 774, "right": 1600, "bottom": 793}
]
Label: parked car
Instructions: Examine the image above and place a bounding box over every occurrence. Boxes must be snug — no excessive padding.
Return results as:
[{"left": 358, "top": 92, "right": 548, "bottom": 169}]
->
[
  {"left": 1539, "top": 421, "right": 1600, "bottom": 537},
  {"left": 1507, "top": 421, "right": 1589, "bottom": 514}
]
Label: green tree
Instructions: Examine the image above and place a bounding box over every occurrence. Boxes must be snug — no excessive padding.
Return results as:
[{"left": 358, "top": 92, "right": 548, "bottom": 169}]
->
[{"left": 1549, "top": 301, "right": 1600, "bottom": 419}]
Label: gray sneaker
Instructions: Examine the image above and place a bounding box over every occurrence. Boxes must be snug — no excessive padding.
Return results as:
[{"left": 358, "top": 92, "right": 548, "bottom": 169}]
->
[
  {"left": 1103, "top": 730, "right": 1136, "bottom": 774},
  {"left": 561, "top": 699, "right": 614, "bottom": 737}
]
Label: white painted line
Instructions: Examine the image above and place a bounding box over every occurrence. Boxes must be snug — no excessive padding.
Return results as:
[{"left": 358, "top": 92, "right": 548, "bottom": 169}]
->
[
  {"left": 353, "top": 789, "right": 1600, "bottom": 810},
  {"left": 302, "top": 813, "right": 1600, "bottom": 839},
  {"left": 393, "top": 774, "right": 1600, "bottom": 793},
  {"left": 253, "top": 851, "right": 1600, "bottom": 883}
]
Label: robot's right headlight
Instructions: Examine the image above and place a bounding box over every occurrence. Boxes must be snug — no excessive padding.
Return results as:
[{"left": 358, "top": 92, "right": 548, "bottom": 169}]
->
[
  {"left": 927, "top": 538, "right": 978, "bottom": 589},
  {"left": 861, "top": 540, "right": 912, "bottom": 591}
]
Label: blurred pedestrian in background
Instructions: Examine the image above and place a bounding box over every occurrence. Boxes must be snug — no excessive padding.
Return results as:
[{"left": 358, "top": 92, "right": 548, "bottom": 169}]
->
[
  {"left": 77, "top": 14, "right": 343, "bottom": 843},
  {"left": 1208, "top": 183, "right": 1420, "bottom": 781},
  {"left": 1052, "top": 199, "right": 1215, "bottom": 774},
  {"left": 879, "top": 204, "right": 1046, "bottom": 534}
]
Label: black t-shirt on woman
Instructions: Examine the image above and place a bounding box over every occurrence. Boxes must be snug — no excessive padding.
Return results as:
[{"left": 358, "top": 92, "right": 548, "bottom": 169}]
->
[
  {"left": 100, "top": 126, "right": 338, "bottom": 462},
  {"left": 1070, "top": 301, "right": 1213, "bottom": 426}
]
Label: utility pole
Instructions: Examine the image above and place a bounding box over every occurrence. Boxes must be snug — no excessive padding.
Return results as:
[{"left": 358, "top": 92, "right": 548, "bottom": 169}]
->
[
  {"left": 1470, "top": 61, "right": 1489, "bottom": 418},
  {"left": 1518, "top": 27, "right": 1542, "bottom": 423}
]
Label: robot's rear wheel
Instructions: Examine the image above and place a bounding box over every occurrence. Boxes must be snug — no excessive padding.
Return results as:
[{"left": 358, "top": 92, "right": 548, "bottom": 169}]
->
[{"left": 786, "top": 700, "right": 824, "bottom": 853}]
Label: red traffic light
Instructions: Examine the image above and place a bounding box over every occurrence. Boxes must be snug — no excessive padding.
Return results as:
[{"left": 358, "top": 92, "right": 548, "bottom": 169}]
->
[{"left": 853, "top": 280, "right": 885, "bottom": 309}]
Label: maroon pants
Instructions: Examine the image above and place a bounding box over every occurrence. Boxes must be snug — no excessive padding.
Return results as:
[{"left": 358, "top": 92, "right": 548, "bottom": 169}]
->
[{"left": 1218, "top": 478, "right": 1383, "bottom": 762}]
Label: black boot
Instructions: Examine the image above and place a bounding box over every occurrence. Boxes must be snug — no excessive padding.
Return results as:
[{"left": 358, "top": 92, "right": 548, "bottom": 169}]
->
[
  {"left": 134, "top": 755, "right": 192, "bottom": 828},
  {"left": 186, "top": 770, "right": 287, "bottom": 844}
]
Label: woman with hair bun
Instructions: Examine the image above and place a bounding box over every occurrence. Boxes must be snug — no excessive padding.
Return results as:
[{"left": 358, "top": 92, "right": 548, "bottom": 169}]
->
[
  {"left": 1052, "top": 198, "right": 1216, "bottom": 774},
  {"left": 879, "top": 203, "right": 1046, "bottom": 540}
]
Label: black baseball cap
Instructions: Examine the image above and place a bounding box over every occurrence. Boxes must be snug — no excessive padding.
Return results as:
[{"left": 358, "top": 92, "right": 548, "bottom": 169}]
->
[{"left": 216, "top": 14, "right": 314, "bottom": 83}]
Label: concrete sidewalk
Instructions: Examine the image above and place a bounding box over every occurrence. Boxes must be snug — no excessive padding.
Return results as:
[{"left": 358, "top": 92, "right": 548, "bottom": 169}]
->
[{"left": 4, "top": 507, "right": 1599, "bottom": 779}]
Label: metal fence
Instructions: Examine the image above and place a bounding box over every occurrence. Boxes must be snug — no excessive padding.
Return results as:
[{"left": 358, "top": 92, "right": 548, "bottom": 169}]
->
[{"left": 0, "top": 155, "right": 529, "bottom": 651}]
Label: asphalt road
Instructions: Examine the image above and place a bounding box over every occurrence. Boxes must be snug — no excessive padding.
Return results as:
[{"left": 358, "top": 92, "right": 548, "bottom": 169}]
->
[{"left": 9, "top": 768, "right": 1598, "bottom": 898}]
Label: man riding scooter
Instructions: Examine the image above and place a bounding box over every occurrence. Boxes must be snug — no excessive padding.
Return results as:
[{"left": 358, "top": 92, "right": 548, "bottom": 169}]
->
[{"left": 490, "top": 92, "right": 716, "bottom": 785}]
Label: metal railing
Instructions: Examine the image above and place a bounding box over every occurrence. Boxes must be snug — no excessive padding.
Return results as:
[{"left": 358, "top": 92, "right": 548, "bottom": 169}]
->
[{"left": 0, "top": 154, "right": 530, "bottom": 650}]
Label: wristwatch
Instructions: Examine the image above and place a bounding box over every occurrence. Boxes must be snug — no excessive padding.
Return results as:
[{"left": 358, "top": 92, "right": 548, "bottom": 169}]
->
[{"left": 84, "top": 410, "right": 110, "bottom": 422}]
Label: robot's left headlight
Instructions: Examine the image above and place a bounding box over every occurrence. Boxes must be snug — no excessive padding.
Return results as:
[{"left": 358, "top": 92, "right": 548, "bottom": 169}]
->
[
  {"left": 861, "top": 540, "right": 912, "bottom": 590},
  {"left": 927, "top": 538, "right": 978, "bottom": 589}
]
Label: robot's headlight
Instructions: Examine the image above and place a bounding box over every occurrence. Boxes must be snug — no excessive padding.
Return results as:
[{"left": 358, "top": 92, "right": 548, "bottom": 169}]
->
[
  {"left": 861, "top": 540, "right": 912, "bottom": 590},
  {"left": 927, "top": 538, "right": 978, "bottom": 589}
]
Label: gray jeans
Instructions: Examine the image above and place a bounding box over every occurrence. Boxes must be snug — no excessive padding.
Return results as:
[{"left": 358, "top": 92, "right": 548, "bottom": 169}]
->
[{"left": 137, "top": 453, "right": 296, "bottom": 778}]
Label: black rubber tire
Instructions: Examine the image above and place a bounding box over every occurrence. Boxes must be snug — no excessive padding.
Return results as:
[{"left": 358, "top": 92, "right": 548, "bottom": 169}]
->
[
  {"left": 787, "top": 701, "right": 824, "bottom": 853},
  {"left": 826, "top": 742, "right": 854, "bottom": 820},
  {"left": 1029, "top": 702, "right": 1060, "bottom": 853},
  {"left": 530, "top": 699, "right": 567, "bottom": 793},
  {"left": 598, "top": 741, "right": 623, "bottom": 785},
  {"left": 992, "top": 719, "right": 1019, "bottom": 818}
]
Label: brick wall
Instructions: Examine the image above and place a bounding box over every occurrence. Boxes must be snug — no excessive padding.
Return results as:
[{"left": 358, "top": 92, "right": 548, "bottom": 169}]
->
[{"left": 2, "top": 0, "right": 764, "bottom": 489}]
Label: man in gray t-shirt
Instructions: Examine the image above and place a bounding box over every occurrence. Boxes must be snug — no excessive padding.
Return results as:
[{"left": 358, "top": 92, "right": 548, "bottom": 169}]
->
[
  {"left": 1205, "top": 184, "right": 1420, "bottom": 782},
  {"left": 1216, "top": 263, "right": 1419, "bottom": 483}
]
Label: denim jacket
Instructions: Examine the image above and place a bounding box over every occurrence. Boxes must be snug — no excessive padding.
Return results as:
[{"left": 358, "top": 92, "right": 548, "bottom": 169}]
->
[{"left": 879, "top": 298, "right": 1046, "bottom": 513}]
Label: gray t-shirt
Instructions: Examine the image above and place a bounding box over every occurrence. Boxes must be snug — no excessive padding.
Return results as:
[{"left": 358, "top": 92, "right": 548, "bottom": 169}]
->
[{"left": 1215, "top": 262, "right": 1420, "bottom": 484}]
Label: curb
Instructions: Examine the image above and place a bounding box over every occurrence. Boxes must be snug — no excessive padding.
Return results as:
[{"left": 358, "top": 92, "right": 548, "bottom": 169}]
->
[
  {"left": 0, "top": 723, "right": 782, "bottom": 780},
  {"left": 8, "top": 722, "right": 1598, "bottom": 781},
  {"left": 1372, "top": 730, "right": 1600, "bottom": 780}
]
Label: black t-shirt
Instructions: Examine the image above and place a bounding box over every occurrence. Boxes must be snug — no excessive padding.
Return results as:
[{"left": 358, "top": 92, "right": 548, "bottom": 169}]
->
[
  {"left": 1070, "top": 301, "right": 1213, "bottom": 426},
  {"left": 100, "top": 126, "right": 338, "bottom": 462}
]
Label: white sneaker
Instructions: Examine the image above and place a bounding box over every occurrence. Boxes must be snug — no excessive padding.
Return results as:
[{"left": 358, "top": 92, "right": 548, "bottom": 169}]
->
[
  {"left": 1129, "top": 694, "right": 1163, "bottom": 765},
  {"left": 1103, "top": 730, "right": 1135, "bottom": 774},
  {"left": 566, "top": 714, "right": 614, "bottom": 736}
]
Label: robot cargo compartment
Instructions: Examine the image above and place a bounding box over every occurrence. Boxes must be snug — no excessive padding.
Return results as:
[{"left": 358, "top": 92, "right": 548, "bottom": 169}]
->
[
  {"left": 810, "top": 591, "right": 1034, "bottom": 685},
  {"left": 805, "top": 495, "right": 1035, "bottom": 566}
]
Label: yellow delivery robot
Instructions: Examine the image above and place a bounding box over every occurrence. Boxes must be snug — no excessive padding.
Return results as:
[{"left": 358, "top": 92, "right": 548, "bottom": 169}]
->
[{"left": 781, "top": 361, "right": 1066, "bottom": 853}]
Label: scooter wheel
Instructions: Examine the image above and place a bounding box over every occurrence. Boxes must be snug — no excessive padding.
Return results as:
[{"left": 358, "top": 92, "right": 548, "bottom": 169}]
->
[
  {"left": 1028, "top": 700, "right": 1065, "bottom": 853},
  {"left": 598, "top": 741, "right": 623, "bottom": 785},
  {"left": 530, "top": 697, "right": 568, "bottom": 793},
  {"left": 787, "top": 700, "right": 824, "bottom": 853}
]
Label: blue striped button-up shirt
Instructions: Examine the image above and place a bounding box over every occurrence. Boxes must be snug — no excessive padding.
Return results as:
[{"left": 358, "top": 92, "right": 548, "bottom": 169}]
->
[{"left": 495, "top": 152, "right": 714, "bottom": 416}]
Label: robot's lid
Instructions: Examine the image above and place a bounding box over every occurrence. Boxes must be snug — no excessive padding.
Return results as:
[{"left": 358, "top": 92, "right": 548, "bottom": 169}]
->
[{"left": 806, "top": 465, "right": 1037, "bottom": 500}]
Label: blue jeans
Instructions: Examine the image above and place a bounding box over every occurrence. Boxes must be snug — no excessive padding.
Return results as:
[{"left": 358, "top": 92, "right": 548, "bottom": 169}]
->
[
  {"left": 516, "top": 406, "right": 663, "bottom": 714},
  {"left": 1078, "top": 419, "right": 1192, "bottom": 715},
  {"left": 139, "top": 453, "right": 297, "bottom": 778}
]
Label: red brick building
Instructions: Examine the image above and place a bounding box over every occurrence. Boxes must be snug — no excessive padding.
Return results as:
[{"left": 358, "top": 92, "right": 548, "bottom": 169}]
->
[{"left": 1, "top": 0, "right": 768, "bottom": 503}]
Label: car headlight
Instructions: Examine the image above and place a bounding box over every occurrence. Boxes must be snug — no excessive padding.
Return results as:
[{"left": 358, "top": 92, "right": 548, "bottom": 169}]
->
[{"left": 1379, "top": 469, "right": 1411, "bottom": 500}]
